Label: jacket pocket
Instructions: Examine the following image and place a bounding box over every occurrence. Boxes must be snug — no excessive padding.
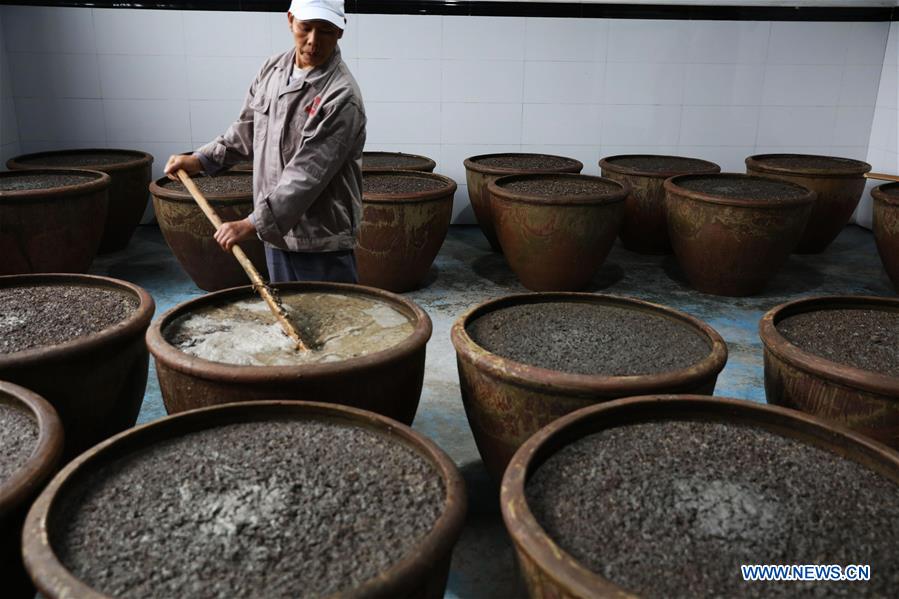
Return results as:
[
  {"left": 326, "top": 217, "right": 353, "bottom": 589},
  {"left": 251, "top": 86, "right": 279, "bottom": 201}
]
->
[
  {"left": 249, "top": 93, "right": 271, "bottom": 144},
  {"left": 281, "top": 102, "right": 312, "bottom": 163}
]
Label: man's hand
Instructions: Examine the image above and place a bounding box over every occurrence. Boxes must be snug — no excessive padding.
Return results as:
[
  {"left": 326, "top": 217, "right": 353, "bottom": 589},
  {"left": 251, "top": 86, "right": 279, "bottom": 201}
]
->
[
  {"left": 164, "top": 154, "right": 203, "bottom": 180},
  {"left": 214, "top": 217, "right": 257, "bottom": 252}
]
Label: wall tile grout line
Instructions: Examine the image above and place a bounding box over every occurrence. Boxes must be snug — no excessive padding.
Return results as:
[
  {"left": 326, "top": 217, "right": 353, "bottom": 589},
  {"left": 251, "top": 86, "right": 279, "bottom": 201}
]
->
[
  {"left": 518, "top": 18, "right": 527, "bottom": 150},
  {"left": 89, "top": 8, "right": 109, "bottom": 147},
  {"left": 180, "top": 10, "right": 194, "bottom": 151},
  {"left": 750, "top": 21, "right": 773, "bottom": 156}
]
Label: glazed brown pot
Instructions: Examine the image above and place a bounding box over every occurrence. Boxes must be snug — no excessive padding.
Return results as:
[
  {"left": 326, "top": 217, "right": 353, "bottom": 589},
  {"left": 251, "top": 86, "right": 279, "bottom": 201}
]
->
[
  {"left": 760, "top": 295, "right": 899, "bottom": 450},
  {"left": 23, "top": 400, "right": 467, "bottom": 599},
  {"left": 450, "top": 293, "right": 728, "bottom": 481},
  {"left": 745, "top": 154, "right": 871, "bottom": 253},
  {"left": 489, "top": 174, "right": 627, "bottom": 291},
  {"left": 357, "top": 170, "right": 456, "bottom": 292},
  {"left": 0, "top": 274, "right": 155, "bottom": 459},
  {"left": 463, "top": 153, "right": 583, "bottom": 252},
  {"left": 146, "top": 281, "right": 432, "bottom": 425},
  {"left": 363, "top": 151, "right": 437, "bottom": 173},
  {"left": 150, "top": 172, "right": 268, "bottom": 291},
  {"left": 501, "top": 394, "right": 899, "bottom": 598},
  {"left": 7, "top": 149, "right": 153, "bottom": 253},
  {"left": 0, "top": 169, "right": 110, "bottom": 275},
  {"left": 0, "top": 382, "right": 63, "bottom": 599},
  {"left": 872, "top": 183, "right": 899, "bottom": 292},
  {"left": 599, "top": 154, "right": 721, "bottom": 254},
  {"left": 665, "top": 173, "right": 815, "bottom": 296}
]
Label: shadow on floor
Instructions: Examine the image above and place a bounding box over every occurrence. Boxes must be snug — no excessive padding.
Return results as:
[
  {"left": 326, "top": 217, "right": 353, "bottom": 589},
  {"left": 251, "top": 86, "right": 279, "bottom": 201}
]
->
[{"left": 446, "top": 460, "right": 527, "bottom": 599}]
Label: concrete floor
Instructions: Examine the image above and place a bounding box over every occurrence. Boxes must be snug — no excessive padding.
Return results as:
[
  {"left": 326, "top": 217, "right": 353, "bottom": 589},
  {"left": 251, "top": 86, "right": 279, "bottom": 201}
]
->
[{"left": 90, "top": 223, "right": 895, "bottom": 599}]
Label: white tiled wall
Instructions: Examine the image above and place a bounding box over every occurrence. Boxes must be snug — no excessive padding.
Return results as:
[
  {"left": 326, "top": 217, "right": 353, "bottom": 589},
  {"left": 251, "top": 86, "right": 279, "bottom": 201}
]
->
[
  {"left": 0, "top": 10, "right": 21, "bottom": 165},
  {"left": 0, "top": 6, "right": 892, "bottom": 224},
  {"left": 858, "top": 21, "right": 899, "bottom": 229}
]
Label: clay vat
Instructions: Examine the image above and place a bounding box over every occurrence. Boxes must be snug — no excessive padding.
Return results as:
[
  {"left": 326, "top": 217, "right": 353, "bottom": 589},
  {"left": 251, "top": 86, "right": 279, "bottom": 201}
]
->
[
  {"left": 489, "top": 173, "right": 627, "bottom": 291},
  {"left": 450, "top": 293, "right": 727, "bottom": 480},
  {"left": 357, "top": 170, "right": 456, "bottom": 292},
  {"left": 146, "top": 281, "right": 432, "bottom": 425},
  {"left": 745, "top": 154, "right": 871, "bottom": 254},
  {"left": 463, "top": 153, "right": 583, "bottom": 252},
  {"left": 872, "top": 183, "right": 899, "bottom": 292},
  {"left": 23, "top": 400, "right": 467, "bottom": 599},
  {"left": 7, "top": 149, "right": 153, "bottom": 253},
  {"left": 760, "top": 295, "right": 899, "bottom": 449},
  {"left": 665, "top": 173, "right": 815, "bottom": 296},
  {"left": 501, "top": 395, "right": 899, "bottom": 598},
  {"left": 0, "top": 274, "right": 154, "bottom": 459},
  {"left": 0, "top": 169, "right": 110, "bottom": 275},
  {"left": 149, "top": 172, "right": 269, "bottom": 291},
  {"left": 0, "top": 382, "right": 63, "bottom": 599},
  {"left": 363, "top": 151, "right": 437, "bottom": 173},
  {"left": 599, "top": 154, "right": 721, "bottom": 254}
]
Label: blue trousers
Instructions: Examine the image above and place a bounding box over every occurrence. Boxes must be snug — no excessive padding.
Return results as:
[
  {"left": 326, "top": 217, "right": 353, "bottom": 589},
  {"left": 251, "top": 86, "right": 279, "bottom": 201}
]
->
[{"left": 265, "top": 246, "right": 358, "bottom": 284}]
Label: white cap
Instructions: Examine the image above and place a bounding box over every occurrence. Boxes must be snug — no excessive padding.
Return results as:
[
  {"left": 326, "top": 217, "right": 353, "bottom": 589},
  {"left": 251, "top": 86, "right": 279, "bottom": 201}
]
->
[{"left": 288, "top": 0, "right": 346, "bottom": 30}]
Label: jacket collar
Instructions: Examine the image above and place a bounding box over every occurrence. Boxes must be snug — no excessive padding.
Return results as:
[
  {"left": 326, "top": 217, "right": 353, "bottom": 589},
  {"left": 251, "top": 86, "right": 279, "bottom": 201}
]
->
[{"left": 277, "top": 46, "right": 342, "bottom": 96}]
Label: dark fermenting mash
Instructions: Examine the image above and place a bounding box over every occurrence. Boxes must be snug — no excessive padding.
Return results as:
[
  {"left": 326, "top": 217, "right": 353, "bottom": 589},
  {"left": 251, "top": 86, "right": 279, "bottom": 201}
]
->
[
  {"left": 54, "top": 419, "right": 445, "bottom": 598},
  {"left": 0, "top": 402, "right": 38, "bottom": 484},
  {"left": 363, "top": 174, "right": 446, "bottom": 195},
  {"left": 499, "top": 177, "right": 619, "bottom": 197},
  {"left": 526, "top": 420, "right": 899, "bottom": 597},
  {"left": 777, "top": 308, "right": 899, "bottom": 377},
  {"left": 676, "top": 175, "right": 808, "bottom": 201},
  {"left": 474, "top": 154, "right": 579, "bottom": 170},
  {"left": 0, "top": 173, "right": 96, "bottom": 192},
  {"left": 0, "top": 285, "right": 137, "bottom": 354},
  {"left": 467, "top": 301, "right": 710, "bottom": 376},
  {"left": 160, "top": 173, "right": 252, "bottom": 195}
]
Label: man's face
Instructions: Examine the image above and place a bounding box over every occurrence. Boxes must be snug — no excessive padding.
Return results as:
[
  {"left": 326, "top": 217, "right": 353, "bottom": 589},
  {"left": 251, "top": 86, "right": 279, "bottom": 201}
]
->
[{"left": 289, "top": 15, "right": 343, "bottom": 69}]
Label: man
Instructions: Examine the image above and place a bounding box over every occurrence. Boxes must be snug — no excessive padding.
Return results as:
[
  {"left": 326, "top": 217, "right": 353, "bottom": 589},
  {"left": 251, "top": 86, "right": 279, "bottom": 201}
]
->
[{"left": 164, "top": 0, "right": 365, "bottom": 283}]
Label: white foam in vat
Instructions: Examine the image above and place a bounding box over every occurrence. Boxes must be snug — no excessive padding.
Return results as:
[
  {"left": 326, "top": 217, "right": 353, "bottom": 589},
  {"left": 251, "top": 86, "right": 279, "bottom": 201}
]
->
[
  {"left": 165, "top": 292, "right": 414, "bottom": 366},
  {"left": 363, "top": 304, "right": 410, "bottom": 328}
]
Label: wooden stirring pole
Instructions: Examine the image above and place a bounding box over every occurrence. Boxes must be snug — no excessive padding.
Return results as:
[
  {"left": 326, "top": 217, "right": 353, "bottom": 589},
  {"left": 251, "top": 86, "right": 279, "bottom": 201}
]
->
[
  {"left": 866, "top": 172, "right": 899, "bottom": 183},
  {"left": 176, "top": 169, "right": 309, "bottom": 352}
]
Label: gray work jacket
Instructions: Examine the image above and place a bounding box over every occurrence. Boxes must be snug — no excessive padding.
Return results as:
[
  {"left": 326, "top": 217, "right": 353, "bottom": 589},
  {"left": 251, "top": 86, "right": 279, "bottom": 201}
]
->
[{"left": 196, "top": 47, "right": 366, "bottom": 252}]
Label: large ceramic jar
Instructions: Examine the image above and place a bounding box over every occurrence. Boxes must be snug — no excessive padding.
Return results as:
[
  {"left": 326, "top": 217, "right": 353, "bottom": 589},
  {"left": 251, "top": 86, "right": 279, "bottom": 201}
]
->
[
  {"left": 502, "top": 395, "right": 899, "bottom": 598},
  {"left": 451, "top": 293, "right": 727, "bottom": 480},
  {"left": 599, "top": 154, "right": 720, "bottom": 254},
  {"left": 357, "top": 170, "right": 457, "bottom": 292},
  {"left": 463, "top": 153, "right": 583, "bottom": 252},
  {"left": 759, "top": 295, "right": 899, "bottom": 450},
  {"left": 23, "top": 401, "right": 467, "bottom": 599},
  {"left": 489, "top": 173, "right": 627, "bottom": 291},
  {"left": 146, "top": 281, "right": 432, "bottom": 425},
  {"left": 872, "top": 182, "right": 899, "bottom": 292},
  {"left": 0, "top": 381, "right": 63, "bottom": 599},
  {"left": 7, "top": 149, "right": 153, "bottom": 253},
  {"left": 745, "top": 153, "right": 871, "bottom": 253},
  {"left": 0, "top": 169, "right": 110, "bottom": 275},
  {"left": 665, "top": 173, "right": 815, "bottom": 296},
  {"left": 0, "top": 274, "right": 154, "bottom": 459},
  {"left": 150, "top": 171, "right": 268, "bottom": 291}
]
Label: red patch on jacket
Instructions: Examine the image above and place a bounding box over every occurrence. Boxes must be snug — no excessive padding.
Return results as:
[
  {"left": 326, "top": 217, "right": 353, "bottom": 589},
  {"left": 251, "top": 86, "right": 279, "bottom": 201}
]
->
[{"left": 305, "top": 96, "right": 323, "bottom": 116}]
